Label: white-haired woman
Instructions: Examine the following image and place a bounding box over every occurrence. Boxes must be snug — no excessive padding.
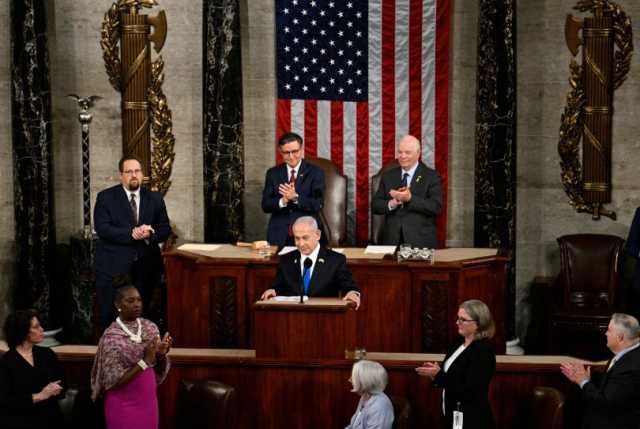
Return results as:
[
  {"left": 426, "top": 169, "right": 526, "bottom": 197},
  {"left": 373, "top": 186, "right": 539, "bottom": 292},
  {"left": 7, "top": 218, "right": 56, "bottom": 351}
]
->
[{"left": 346, "top": 359, "right": 394, "bottom": 429}]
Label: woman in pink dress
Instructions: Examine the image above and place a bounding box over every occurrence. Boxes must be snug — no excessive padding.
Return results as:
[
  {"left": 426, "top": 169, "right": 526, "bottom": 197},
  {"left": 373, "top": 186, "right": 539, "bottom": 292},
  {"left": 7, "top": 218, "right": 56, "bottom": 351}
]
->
[{"left": 91, "top": 285, "right": 172, "bottom": 429}]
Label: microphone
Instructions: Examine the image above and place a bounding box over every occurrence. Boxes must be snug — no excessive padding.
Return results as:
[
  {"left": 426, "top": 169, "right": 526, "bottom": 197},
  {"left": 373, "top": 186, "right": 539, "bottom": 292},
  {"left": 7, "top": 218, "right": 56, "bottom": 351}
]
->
[{"left": 301, "top": 258, "right": 313, "bottom": 304}]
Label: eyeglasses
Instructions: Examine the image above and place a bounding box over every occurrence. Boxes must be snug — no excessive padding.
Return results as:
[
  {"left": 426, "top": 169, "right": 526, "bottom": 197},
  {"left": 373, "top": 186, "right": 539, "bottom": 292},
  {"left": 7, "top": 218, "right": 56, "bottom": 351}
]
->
[
  {"left": 280, "top": 148, "right": 301, "bottom": 157},
  {"left": 456, "top": 317, "right": 476, "bottom": 324},
  {"left": 123, "top": 169, "right": 143, "bottom": 175}
]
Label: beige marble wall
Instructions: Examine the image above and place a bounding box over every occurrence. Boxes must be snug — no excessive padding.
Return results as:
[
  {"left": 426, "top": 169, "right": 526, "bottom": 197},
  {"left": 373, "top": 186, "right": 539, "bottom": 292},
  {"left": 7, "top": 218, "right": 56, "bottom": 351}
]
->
[
  {"left": 0, "top": 1, "right": 15, "bottom": 326},
  {"left": 240, "top": 0, "right": 276, "bottom": 241},
  {"left": 517, "top": 0, "right": 640, "bottom": 339},
  {"left": 48, "top": 1, "right": 204, "bottom": 243},
  {"left": 447, "top": 1, "right": 478, "bottom": 248}
]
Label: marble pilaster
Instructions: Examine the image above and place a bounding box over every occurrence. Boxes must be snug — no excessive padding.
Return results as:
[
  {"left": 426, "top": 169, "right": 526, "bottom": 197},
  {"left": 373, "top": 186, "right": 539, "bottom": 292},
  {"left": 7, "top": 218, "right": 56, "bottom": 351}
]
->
[
  {"left": 203, "top": 0, "right": 244, "bottom": 243},
  {"left": 475, "top": 0, "right": 517, "bottom": 338},
  {"left": 11, "top": 0, "right": 57, "bottom": 327}
]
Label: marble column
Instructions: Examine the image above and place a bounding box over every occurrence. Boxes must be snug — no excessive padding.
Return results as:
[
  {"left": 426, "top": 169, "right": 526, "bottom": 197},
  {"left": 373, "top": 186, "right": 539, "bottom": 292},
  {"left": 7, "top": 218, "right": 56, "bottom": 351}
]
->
[
  {"left": 10, "top": 0, "right": 57, "bottom": 327},
  {"left": 203, "top": 0, "right": 244, "bottom": 243},
  {"left": 474, "top": 0, "right": 517, "bottom": 339}
]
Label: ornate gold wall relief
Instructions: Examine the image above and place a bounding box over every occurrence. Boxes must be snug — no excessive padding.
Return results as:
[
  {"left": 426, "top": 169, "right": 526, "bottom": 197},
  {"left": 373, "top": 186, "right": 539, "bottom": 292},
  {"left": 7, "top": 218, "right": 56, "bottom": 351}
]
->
[
  {"left": 559, "top": 0, "right": 632, "bottom": 220},
  {"left": 101, "top": 0, "right": 175, "bottom": 195}
]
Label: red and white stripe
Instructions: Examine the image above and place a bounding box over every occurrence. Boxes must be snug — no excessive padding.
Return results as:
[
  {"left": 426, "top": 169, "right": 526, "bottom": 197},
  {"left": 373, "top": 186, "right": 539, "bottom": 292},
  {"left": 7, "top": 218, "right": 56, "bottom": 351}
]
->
[{"left": 277, "top": 0, "right": 450, "bottom": 246}]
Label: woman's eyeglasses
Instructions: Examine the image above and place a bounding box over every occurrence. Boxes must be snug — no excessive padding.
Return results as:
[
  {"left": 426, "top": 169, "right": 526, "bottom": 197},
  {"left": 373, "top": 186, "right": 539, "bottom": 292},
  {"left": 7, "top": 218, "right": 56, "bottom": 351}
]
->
[{"left": 456, "top": 317, "right": 476, "bottom": 324}]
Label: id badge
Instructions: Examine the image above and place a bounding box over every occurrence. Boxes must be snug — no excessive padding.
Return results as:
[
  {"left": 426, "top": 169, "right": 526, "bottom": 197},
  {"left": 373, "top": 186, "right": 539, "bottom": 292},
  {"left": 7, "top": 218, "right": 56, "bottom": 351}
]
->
[{"left": 452, "top": 410, "right": 463, "bottom": 429}]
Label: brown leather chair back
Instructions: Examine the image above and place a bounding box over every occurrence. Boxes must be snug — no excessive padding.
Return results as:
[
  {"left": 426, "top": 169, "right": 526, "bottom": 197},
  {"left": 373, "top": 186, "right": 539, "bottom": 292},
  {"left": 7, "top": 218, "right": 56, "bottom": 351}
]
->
[
  {"left": 370, "top": 160, "right": 399, "bottom": 244},
  {"left": 390, "top": 395, "right": 410, "bottom": 429},
  {"left": 528, "top": 386, "right": 565, "bottom": 429},
  {"left": 176, "top": 379, "right": 237, "bottom": 429},
  {"left": 305, "top": 157, "right": 347, "bottom": 246},
  {"left": 557, "top": 234, "right": 624, "bottom": 309}
]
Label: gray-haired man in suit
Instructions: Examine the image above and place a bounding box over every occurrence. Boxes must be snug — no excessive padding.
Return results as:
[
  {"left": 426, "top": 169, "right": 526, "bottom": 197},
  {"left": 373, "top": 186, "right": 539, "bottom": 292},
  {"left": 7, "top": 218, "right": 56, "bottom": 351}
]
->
[
  {"left": 560, "top": 313, "right": 640, "bottom": 429},
  {"left": 260, "top": 216, "right": 360, "bottom": 309},
  {"left": 372, "top": 135, "right": 443, "bottom": 249}
]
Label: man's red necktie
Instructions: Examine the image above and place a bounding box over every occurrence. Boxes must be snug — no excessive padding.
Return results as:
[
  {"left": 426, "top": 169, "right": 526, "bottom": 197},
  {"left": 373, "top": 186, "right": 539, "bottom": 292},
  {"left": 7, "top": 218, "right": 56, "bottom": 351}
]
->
[{"left": 287, "top": 169, "right": 296, "bottom": 236}]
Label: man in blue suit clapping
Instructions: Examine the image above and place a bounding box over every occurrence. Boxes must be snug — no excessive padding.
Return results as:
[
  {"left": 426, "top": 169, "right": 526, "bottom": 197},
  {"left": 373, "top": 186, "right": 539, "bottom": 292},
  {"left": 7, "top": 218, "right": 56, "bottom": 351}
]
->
[
  {"left": 261, "top": 132, "right": 325, "bottom": 247},
  {"left": 94, "top": 156, "right": 171, "bottom": 330}
]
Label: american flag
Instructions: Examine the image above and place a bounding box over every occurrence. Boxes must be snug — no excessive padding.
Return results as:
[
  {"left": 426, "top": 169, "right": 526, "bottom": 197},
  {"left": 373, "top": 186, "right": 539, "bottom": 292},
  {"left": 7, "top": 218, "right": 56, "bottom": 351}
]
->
[{"left": 276, "top": 0, "right": 450, "bottom": 245}]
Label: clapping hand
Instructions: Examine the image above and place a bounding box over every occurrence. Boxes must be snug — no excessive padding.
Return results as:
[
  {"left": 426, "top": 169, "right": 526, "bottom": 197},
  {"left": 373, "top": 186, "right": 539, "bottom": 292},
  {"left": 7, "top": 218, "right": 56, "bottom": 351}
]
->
[
  {"left": 132, "top": 224, "right": 155, "bottom": 240},
  {"left": 279, "top": 182, "right": 298, "bottom": 202},
  {"left": 415, "top": 362, "right": 441, "bottom": 379},
  {"left": 34, "top": 380, "right": 62, "bottom": 402},
  {"left": 143, "top": 336, "right": 158, "bottom": 366},
  {"left": 156, "top": 332, "right": 173, "bottom": 356},
  {"left": 42, "top": 380, "right": 63, "bottom": 398},
  {"left": 390, "top": 187, "right": 411, "bottom": 203},
  {"left": 560, "top": 362, "right": 590, "bottom": 385}
]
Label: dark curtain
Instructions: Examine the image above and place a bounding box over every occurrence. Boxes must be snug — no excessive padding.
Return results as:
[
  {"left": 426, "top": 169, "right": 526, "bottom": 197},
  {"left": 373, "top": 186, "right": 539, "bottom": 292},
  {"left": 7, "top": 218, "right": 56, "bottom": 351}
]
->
[
  {"left": 203, "top": 0, "right": 245, "bottom": 243},
  {"left": 474, "top": 0, "right": 517, "bottom": 339},
  {"left": 11, "top": 0, "right": 57, "bottom": 327}
]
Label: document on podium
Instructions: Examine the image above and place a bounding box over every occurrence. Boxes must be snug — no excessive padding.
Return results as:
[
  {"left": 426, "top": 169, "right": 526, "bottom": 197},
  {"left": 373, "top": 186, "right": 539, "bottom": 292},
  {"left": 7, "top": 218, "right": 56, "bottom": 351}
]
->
[
  {"left": 364, "top": 245, "right": 397, "bottom": 254},
  {"left": 278, "top": 246, "right": 297, "bottom": 255},
  {"left": 272, "top": 296, "right": 309, "bottom": 302}
]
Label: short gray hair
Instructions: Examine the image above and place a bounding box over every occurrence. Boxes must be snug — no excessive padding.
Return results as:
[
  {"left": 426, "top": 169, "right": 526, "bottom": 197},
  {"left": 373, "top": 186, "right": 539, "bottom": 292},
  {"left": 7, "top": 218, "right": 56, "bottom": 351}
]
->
[
  {"left": 611, "top": 313, "right": 640, "bottom": 340},
  {"left": 460, "top": 299, "right": 495, "bottom": 340},
  {"left": 350, "top": 360, "right": 388, "bottom": 395},
  {"left": 292, "top": 216, "right": 319, "bottom": 231}
]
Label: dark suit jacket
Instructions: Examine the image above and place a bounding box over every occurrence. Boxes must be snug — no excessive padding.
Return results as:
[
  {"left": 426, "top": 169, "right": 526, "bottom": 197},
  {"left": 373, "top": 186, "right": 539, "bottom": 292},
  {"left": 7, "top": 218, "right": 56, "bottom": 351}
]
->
[
  {"left": 261, "top": 160, "right": 325, "bottom": 247},
  {"left": 272, "top": 247, "right": 360, "bottom": 297},
  {"left": 94, "top": 184, "right": 171, "bottom": 276},
  {"left": 625, "top": 207, "right": 640, "bottom": 295},
  {"left": 580, "top": 345, "right": 640, "bottom": 429},
  {"left": 433, "top": 338, "right": 496, "bottom": 429},
  {"left": 371, "top": 162, "right": 442, "bottom": 248}
]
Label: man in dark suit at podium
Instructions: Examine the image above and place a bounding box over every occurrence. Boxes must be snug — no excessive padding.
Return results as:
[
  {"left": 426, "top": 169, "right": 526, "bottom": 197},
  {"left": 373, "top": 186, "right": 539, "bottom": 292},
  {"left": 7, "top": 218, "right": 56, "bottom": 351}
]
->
[
  {"left": 372, "top": 135, "right": 442, "bottom": 249},
  {"left": 94, "top": 156, "right": 172, "bottom": 329},
  {"left": 261, "top": 132, "right": 325, "bottom": 247},
  {"left": 260, "top": 216, "right": 361, "bottom": 309}
]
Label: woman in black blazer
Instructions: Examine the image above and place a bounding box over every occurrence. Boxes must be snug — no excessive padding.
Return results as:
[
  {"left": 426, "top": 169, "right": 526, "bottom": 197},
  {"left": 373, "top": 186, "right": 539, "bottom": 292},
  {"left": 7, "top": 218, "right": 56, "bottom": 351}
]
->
[
  {"left": 416, "top": 299, "right": 496, "bottom": 429},
  {"left": 0, "top": 310, "right": 65, "bottom": 429}
]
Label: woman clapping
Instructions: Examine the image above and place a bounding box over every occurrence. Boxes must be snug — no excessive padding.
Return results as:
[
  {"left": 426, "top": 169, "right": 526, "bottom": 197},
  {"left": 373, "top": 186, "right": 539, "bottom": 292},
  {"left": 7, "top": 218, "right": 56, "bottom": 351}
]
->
[
  {"left": 91, "top": 285, "right": 172, "bottom": 429},
  {"left": 0, "top": 310, "right": 65, "bottom": 429},
  {"left": 416, "top": 300, "right": 496, "bottom": 429}
]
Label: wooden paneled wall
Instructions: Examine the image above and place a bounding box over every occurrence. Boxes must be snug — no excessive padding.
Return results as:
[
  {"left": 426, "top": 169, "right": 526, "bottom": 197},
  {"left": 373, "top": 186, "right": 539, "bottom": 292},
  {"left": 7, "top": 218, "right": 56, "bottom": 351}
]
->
[{"left": 53, "top": 347, "right": 591, "bottom": 429}]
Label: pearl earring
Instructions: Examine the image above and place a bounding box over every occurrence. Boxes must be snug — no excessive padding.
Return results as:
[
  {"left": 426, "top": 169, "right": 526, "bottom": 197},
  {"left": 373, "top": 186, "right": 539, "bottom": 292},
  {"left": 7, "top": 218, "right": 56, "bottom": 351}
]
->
[{"left": 117, "top": 308, "right": 121, "bottom": 312}]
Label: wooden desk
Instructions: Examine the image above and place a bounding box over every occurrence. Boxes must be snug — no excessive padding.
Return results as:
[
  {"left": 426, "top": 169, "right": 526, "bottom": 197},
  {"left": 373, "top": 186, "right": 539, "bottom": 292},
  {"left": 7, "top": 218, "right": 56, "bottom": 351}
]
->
[
  {"left": 50, "top": 344, "right": 593, "bottom": 429},
  {"left": 164, "top": 247, "right": 508, "bottom": 353},
  {"left": 253, "top": 298, "right": 357, "bottom": 359}
]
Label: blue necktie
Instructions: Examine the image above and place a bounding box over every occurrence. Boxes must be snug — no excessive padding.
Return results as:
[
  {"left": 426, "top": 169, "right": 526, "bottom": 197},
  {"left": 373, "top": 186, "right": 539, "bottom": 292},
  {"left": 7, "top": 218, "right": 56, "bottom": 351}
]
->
[
  {"left": 400, "top": 172, "right": 409, "bottom": 188},
  {"left": 302, "top": 261, "right": 311, "bottom": 295}
]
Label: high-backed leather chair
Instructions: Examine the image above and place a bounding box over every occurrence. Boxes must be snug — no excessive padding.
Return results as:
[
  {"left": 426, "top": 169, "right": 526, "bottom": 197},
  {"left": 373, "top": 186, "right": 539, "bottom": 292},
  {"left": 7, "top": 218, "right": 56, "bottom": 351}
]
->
[
  {"left": 176, "top": 379, "right": 237, "bottom": 428},
  {"left": 370, "top": 160, "right": 399, "bottom": 244},
  {"left": 390, "top": 395, "right": 410, "bottom": 429},
  {"left": 305, "top": 157, "right": 347, "bottom": 246},
  {"left": 548, "top": 234, "right": 625, "bottom": 360},
  {"left": 527, "top": 386, "right": 565, "bottom": 429}
]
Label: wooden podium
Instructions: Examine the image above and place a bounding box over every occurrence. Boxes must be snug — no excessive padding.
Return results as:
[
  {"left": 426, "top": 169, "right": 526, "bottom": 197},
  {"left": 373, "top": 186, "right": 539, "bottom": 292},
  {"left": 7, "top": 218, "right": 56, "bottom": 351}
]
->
[
  {"left": 252, "top": 298, "right": 357, "bottom": 359},
  {"left": 165, "top": 246, "right": 508, "bottom": 353}
]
